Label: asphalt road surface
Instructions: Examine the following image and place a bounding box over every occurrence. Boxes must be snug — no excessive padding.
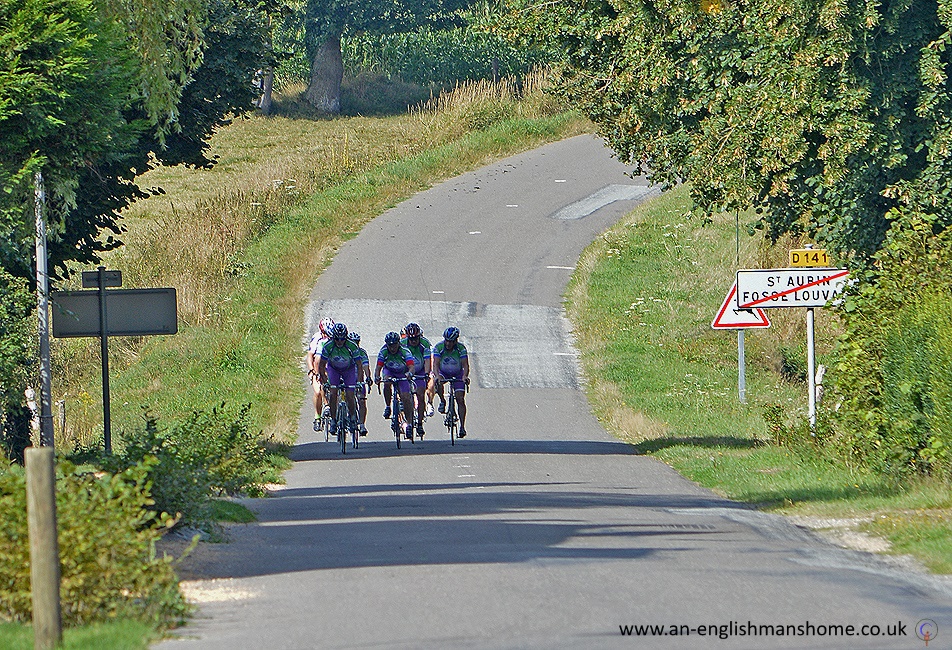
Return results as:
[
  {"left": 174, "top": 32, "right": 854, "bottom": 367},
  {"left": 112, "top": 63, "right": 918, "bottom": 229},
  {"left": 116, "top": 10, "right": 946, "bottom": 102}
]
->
[{"left": 160, "top": 135, "right": 951, "bottom": 649}]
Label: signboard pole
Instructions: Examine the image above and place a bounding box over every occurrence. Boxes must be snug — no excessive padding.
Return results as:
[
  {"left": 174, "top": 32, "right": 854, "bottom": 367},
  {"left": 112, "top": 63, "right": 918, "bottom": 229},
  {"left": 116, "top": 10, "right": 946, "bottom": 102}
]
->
[
  {"left": 34, "top": 172, "right": 55, "bottom": 448},
  {"left": 96, "top": 267, "right": 113, "bottom": 454},
  {"left": 738, "top": 330, "right": 746, "bottom": 404},
  {"left": 806, "top": 307, "right": 816, "bottom": 431}
]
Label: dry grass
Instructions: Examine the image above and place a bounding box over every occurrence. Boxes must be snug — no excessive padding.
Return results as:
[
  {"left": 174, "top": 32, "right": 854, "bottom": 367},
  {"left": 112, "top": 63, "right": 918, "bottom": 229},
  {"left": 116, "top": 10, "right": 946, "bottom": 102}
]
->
[{"left": 112, "top": 72, "right": 569, "bottom": 327}]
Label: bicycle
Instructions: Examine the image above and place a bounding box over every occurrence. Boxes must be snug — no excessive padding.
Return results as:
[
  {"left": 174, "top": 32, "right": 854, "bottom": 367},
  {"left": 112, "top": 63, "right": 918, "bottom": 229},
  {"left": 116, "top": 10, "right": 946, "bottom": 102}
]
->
[
  {"left": 437, "top": 377, "right": 468, "bottom": 445},
  {"left": 380, "top": 376, "right": 414, "bottom": 449},
  {"left": 324, "top": 379, "right": 357, "bottom": 454}
]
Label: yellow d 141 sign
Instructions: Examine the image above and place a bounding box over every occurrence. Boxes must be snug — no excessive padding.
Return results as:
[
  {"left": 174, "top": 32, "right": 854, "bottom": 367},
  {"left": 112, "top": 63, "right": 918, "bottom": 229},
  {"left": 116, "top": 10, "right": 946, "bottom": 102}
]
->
[{"left": 789, "top": 249, "right": 831, "bottom": 267}]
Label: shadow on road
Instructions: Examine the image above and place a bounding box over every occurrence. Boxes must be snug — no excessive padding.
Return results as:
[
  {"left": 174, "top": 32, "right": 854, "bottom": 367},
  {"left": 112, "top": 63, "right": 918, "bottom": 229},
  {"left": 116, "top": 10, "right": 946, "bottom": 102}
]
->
[
  {"left": 291, "top": 438, "right": 638, "bottom": 462},
  {"left": 177, "top": 479, "right": 744, "bottom": 581}
]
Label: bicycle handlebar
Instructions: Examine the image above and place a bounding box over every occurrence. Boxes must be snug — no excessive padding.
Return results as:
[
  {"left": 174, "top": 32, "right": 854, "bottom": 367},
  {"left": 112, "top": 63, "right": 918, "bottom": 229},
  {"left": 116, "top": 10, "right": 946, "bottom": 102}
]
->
[{"left": 436, "top": 377, "right": 470, "bottom": 392}]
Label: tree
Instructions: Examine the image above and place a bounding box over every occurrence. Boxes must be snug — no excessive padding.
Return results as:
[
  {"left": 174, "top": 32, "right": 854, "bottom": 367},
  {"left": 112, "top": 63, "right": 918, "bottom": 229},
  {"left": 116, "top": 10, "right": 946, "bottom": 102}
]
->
[
  {"left": 503, "top": 0, "right": 952, "bottom": 262},
  {"left": 0, "top": 0, "right": 275, "bottom": 450},
  {"left": 295, "top": 0, "right": 475, "bottom": 112}
]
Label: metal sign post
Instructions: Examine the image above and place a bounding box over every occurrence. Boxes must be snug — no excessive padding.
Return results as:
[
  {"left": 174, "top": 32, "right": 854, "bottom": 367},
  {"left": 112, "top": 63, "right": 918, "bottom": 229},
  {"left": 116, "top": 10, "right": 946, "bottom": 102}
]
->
[
  {"left": 711, "top": 282, "right": 770, "bottom": 403},
  {"left": 96, "top": 268, "right": 112, "bottom": 453},
  {"left": 806, "top": 307, "right": 816, "bottom": 429}
]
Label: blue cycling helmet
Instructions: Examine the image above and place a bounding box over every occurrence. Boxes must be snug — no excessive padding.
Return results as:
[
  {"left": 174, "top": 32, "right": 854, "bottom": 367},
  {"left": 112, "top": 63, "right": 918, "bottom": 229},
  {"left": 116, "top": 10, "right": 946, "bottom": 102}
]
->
[
  {"left": 443, "top": 326, "right": 460, "bottom": 341},
  {"left": 331, "top": 322, "right": 348, "bottom": 340},
  {"left": 347, "top": 331, "right": 360, "bottom": 344},
  {"left": 385, "top": 331, "right": 401, "bottom": 345},
  {"left": 405, "top": 322, "right": 422, "bottom": 338}
]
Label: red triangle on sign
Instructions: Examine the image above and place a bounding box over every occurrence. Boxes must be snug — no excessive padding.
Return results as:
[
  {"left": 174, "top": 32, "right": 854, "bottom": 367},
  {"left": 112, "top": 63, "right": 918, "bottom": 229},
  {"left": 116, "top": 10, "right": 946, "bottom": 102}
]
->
[{"left": 711, "top": 282, "right": 770, "bottom": 329}]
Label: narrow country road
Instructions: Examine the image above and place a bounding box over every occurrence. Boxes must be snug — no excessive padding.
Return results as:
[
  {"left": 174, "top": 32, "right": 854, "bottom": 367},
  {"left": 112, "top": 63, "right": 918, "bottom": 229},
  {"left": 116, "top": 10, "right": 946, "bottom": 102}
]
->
[{"left": 160, "top": 135, "right": 951, "bottom": 649}]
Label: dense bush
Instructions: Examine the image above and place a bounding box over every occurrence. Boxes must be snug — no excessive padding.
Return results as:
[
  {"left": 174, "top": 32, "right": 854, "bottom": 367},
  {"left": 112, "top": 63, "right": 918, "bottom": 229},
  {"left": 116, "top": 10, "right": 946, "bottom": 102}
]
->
[
  {"left": 75, "top": 403, "right": 275, "bottom": 530},
  {"left": 824, "top": 213, "right": 952, "bottom": 481},
  {"left": 0, "top": 459, "right": 188, "bottom": 627}
]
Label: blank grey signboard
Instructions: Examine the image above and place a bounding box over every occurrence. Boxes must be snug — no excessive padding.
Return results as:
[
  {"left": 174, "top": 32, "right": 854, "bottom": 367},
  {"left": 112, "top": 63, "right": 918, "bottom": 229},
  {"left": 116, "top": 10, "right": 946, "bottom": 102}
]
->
[{"left": 51, "top": 289, "right": 178, "bottom": 338}]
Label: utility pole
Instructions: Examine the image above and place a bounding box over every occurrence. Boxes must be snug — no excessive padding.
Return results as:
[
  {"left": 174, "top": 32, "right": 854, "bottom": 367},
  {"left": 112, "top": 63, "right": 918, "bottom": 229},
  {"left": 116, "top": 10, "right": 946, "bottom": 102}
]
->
[{"left": 34, "top": 171, "right": 54, "bottom": 447}]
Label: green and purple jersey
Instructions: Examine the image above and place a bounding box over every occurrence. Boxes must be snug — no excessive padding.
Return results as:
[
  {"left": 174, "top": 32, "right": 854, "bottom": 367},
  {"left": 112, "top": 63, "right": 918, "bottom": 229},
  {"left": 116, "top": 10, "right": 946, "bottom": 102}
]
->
[{"left": 433, "top": 341, "right": 467, "bottom": 376}]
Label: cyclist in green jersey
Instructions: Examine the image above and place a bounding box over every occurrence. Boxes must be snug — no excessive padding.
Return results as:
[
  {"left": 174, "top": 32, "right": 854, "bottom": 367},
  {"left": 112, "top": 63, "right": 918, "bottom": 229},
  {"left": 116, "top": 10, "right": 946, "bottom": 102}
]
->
[
  {"left": 433, "top": 326, "right": 471, "bottom": 438},
  {"left": 402, "top": 322, "right": 432, "bottom": 438},
  {"left": 348, "top": 331, "right": 372, "bottom": 436},
  {"left": 375, "top": 331, "right": 415, "bottom": 437}
]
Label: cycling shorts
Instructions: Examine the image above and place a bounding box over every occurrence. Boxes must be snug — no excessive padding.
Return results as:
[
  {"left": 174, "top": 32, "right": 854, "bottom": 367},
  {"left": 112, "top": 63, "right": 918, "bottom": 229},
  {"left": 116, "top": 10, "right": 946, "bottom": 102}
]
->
[
  {"left": 382, "top": 368, "right": 412, "bottom": 393},
  {"left": 327, "top": 366, "right": 358, "bottom": 389},
  {"left": 440, "top": 371, "right": 466, "bottom": 392}
]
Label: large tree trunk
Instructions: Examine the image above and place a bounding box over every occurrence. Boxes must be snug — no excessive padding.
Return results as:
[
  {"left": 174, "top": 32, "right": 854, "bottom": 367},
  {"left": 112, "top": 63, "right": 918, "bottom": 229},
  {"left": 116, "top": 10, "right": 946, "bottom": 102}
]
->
[{"left": 305, "top": 34, "right": 343, "bottom": 113}]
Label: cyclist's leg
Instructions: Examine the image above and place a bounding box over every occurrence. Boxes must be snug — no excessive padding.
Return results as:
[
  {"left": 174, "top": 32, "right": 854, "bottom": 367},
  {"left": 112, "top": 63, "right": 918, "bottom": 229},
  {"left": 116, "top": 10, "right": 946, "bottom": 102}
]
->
[
  {"left": 414, "top": 376, "right": 427, "bottom": 432},
  {"left": 326, "top": 367, "right": 342, "bottom": 432},
  {"left": 436, "top": 380, "right": 446, "bottom": 412},
  {"left": 455, "top": 379, "right": 467, "bottom": 436},
  {"left": 312, "top": 375, "right": 326, "bottom": 421},
  {"left": 339, "top": 367, "right": 358, "bottom": 428},
  {"left": 355, "top": 383, "right": 368, "bottom": 434},
  {"left": 399, "top": 388, "right": 414, "bottom": 435},
  {"left": 382, "top": 371, "right": 394, "bottom": 418},
  {"left": 425, "top": 373, "right": 436, "bottom": 414}
]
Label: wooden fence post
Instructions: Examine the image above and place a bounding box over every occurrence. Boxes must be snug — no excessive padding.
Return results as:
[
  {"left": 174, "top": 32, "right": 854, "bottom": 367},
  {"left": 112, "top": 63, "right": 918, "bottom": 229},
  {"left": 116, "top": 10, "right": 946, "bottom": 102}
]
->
[{"left": 26, "top": 447, "right": 62, "bottom": 649}]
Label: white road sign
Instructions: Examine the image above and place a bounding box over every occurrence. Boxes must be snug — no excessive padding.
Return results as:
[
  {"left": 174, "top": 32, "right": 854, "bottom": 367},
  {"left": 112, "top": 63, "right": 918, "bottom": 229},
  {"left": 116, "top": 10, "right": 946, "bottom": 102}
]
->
[
  {"left": 735, "top": 268, "right": 849, "bottom": 309},
  {"left": 711, "top": 283, "right": 770, "bottom": 329}
]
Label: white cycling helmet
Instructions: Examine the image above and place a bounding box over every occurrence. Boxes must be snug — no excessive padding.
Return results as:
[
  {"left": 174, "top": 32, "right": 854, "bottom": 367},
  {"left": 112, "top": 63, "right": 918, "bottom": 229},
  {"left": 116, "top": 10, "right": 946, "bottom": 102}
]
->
[{"left": 318, "top": 317, "right": 335, "bottom": 337}]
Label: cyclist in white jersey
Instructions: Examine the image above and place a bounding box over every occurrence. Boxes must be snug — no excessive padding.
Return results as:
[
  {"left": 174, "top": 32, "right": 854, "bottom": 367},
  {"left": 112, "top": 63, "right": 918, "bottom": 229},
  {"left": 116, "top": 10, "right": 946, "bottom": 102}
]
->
[
  {"left": 433, "top": 326, "right": 471, "bottom": 438},
  {"left": 306, "top": 317, "right": 334, "bottom": 431}
]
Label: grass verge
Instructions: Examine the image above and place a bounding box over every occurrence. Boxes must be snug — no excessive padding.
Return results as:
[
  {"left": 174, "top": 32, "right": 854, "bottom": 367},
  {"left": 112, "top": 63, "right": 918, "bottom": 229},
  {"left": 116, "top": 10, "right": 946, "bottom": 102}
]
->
[
  {"left": 566, "top": 184, "right": 952, "bottom": 573},
  {"left": 0, "top": 620, "right": 155, "bottom": 649}
]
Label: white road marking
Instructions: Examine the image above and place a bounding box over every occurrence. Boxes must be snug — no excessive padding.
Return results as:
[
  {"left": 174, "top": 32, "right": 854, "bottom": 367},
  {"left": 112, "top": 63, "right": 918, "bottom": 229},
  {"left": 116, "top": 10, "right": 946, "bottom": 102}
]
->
[
  {"left": 458, "top": 475, "right": 476, "bottom": 478},
  {"left": 551, "top": 184, "right": 658, "bottom": 220},
  {"left": 432, "top": 291, "right": 445, "bottom": 294},
  {"left": 506, "top": 204, "right": 519, "bottom": 207},
  {"left": 555, "top": 179, "right": 567, "bottom": 183},
  {"left": 546, "top": 265, "right": 575, "bottom": 270},
  {"left": 469, "top": 231, "right": 481, "bottom": 235}
]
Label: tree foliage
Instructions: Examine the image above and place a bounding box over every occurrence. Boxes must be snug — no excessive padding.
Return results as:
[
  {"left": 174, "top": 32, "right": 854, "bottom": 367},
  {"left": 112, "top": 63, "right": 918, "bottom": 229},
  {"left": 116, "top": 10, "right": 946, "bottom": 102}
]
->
[
  {"left": 503, "top": 0, "right": 952, "bottom": 261},
  {"left": 0, "top": 0, "right": 276, "bottom": 446}
]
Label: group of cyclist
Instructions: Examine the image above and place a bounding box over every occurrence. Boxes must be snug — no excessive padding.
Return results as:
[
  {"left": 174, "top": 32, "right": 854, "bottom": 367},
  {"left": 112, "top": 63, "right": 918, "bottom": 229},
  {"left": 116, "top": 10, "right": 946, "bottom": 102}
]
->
[{"left": 305, "top": 318, "right": 470, "bottom": 442}]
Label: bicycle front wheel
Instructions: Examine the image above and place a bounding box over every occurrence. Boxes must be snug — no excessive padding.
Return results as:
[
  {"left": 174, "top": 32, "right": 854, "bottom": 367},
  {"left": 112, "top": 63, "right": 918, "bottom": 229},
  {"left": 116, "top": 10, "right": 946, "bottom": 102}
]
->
[
  {"left": 338, "top": 404, "right": 348, "bottom": 455},
  {"left": 447, "top": 395, "right": 457, "bottom": 445}
]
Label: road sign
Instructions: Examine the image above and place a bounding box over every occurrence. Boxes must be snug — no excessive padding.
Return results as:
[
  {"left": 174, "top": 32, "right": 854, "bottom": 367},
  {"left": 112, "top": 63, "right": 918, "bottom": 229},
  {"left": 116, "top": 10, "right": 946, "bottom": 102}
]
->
[
  {"left": 51, "top": 288, "right": 177, "bottom": 337},
  {"left": 735, "top": 268, "right": 849, "bottom": 309},
  {"left": 81, "top": 269, "right": 122, "bottom": 288},
  {"left": 712, "top": 283, "right": 770, "bottom": 329},
  {"left": 789, "top": 249, "right": 831, "bottom": 267}
]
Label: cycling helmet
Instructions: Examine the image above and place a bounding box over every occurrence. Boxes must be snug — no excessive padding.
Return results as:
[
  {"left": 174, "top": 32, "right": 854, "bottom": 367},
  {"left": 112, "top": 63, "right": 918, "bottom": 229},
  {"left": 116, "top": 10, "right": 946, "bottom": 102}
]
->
[
  {"left": 443, "top": 326, "right": 460, "bottom": 342},
  {"left": 405, "top": 322, "right": 422, "bottom": 338},
  {"left": 318, "top": 317, "right": 335, "bottom": 337},
  {"left": 331, "top": 322, "right": 348, "bottom": 340},
  {"left": 347, "top": 331, "right": 361, "bottom": 344},
  {"left": 385, "top": 331, "right": 401, "bottom": 345}
]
